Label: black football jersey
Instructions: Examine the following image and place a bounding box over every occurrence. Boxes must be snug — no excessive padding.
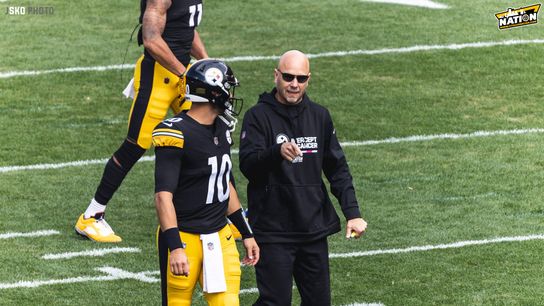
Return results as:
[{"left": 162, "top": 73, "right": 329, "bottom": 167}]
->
[
  {"left": 139, "top": 0, "right": 203, "bottom": 65},
  {"left": 153, "top": 112, "right": 234, "bottom": 234}
]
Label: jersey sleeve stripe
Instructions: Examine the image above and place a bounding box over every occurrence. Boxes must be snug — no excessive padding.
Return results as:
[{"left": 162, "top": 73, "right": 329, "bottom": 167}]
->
[
  {"left": 152, "top": 132, "right": 185, "bottom": 139},
  {"left": 154, "top": 128, "right": 183, "bottom": 136},
  {"left": 152, "top": 135, "right": 185, "bottom": 148}
]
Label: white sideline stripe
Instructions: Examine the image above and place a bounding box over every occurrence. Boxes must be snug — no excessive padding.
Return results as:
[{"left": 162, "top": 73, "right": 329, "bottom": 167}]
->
[
  {"left": 2, "top": 234, "right": 543, "bottom": 290},
  {"left": 329, "top": 234, "right": 544, "bottom": 258},
  {"left": 2, "top": 128, "right": 544, "bottom": 174},
  {"left": 42, "top": 247, "right": 140, "bottom": 260},
  {"left": 2, "top": 39, "right": 544, "bottom": 79},
  {"left": 0, "top": 230, "right": 59, "bottom": 240}
]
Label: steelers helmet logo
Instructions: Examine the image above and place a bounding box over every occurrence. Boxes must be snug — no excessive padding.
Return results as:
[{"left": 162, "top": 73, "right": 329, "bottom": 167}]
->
[
  {"left": 276, "top": 133, "right": 290, "bottom": 144},
  {"left": 205, "top": 67, "right": 223, "bottom": 86}
]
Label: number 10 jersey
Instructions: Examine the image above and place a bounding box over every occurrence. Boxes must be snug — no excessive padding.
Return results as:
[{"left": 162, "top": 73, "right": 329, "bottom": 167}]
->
[{"left": 153, "top": 112, "right": 234, "bottom": 234}]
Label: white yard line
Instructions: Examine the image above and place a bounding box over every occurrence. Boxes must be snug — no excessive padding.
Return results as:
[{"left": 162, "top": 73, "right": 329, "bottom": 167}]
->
[
  {"left": 42, "top": 247, "right": 140, "bottom": 260},
  {"left": 2, "top": 234, "right": 544, "bottom": 290},
  {"left": 341, "top": 128, "right": 544, "bottom": 146},
  {"left": 330, "top": 234, "right": 544, "bottom": 258},
  {"left": 0, "top": 274, "right": 122, "bottom": 289},
  {"left": 0, "top": 64, "right": 133, "bottom": 79},
  {"left": 94, "top": 266, "right": 158, "bottom": 283},
  {"left": 2, "top": 39, "right": 544, "bottom": 79},
  {"left": 0, "top": 266, "right": 158, "bottom": 289},
  {"left": 0, "top": 230, "right": 59, "bottom": 240},
  {"left": 2, "top": 128, "right": 543, "bottom": 174},
  {"left": 0, "top": 156, "right": 155, "bottom": 173}
]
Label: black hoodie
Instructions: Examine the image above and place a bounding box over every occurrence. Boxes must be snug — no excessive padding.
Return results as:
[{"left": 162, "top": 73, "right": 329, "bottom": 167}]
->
[{"left": 239, "top": 88, "right": 361, "bottom": 243}]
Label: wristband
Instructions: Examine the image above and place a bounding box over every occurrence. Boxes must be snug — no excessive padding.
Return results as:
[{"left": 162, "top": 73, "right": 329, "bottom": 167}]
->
[
  {"left": 163, "top": 227, "right": 185, "bottom": 251},
  {"left": 227, "top": 208, "right": 254, "bottom": 239}
]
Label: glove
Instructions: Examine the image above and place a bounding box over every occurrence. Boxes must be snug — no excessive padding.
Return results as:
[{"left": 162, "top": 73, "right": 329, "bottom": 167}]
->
[
  {"left": 170, "top": 72, "right": 191, "bottom": 115},
  {"left": 177, "top": 73, "right": 186, "bottom": 97}
]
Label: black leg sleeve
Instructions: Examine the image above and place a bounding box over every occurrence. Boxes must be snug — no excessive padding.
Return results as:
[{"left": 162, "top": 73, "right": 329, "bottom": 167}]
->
[{"left": 93, "top": 140, "right": 146, "bottom": 205}]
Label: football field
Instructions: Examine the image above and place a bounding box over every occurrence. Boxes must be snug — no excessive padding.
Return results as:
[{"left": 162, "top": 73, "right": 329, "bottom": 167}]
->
[{"left": 1, "top": 0, "right": 544, "bottom": 305}]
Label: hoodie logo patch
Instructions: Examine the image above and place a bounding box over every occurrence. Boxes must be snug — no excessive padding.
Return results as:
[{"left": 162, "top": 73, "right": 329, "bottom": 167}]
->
[
  {"left": 294, "top": 136, "right": 318, "bottom": 152},
  {"left": 276, "top": 133, "right": 290, "bottom": 144}
]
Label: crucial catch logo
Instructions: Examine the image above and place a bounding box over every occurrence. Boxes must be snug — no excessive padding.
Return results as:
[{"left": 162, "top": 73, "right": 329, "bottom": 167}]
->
[{"left": 495, "top": 4, "right": 541, "bottom": 29}]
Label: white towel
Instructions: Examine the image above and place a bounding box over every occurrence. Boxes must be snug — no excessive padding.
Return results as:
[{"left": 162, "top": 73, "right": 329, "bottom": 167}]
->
[
  {"left": 122, "top": 77, "right": 135, "bottom": 99},
  {"left": 200, "top": 232, "right": 227, "bottom": 293}
]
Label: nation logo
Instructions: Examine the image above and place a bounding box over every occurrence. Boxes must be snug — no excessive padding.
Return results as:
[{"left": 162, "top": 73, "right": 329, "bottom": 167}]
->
[{"left": 495, "top": 4, "right": 541, "bottom": 29}]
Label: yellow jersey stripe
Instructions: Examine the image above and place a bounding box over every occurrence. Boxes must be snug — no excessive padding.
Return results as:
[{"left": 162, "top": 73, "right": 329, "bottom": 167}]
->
[
  {"left": 154, "top": 128, "right": 183, "bottom": 136},
  {"left": 152, "top": 135, "right": 185, "bottom": 148},
  {"left": 152, "top": 131, "right": 184, "bottom": 139}
]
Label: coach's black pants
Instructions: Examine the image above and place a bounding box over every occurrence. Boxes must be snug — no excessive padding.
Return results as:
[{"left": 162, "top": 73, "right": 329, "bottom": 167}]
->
[{"left": 253, "top": 238, "right": 331, "bottom": 306}]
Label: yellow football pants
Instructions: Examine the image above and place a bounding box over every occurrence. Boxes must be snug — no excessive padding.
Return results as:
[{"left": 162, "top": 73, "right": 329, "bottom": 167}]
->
[
  {"left": 127, "top": 55, "right": 191, "bottom": 149},
  {"left": 157, "top": 225, "right": 242, "bottom": 306}
]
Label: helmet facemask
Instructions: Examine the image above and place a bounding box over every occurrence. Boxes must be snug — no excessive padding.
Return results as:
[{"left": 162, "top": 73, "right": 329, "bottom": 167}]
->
[{"left": 212, "top": 70, "right": 243, "bottom": 132}]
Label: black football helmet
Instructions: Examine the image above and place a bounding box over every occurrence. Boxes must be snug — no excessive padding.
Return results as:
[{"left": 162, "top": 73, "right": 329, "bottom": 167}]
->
[{"left": 185, "top": 59, "right": 243, "bottom": 131}]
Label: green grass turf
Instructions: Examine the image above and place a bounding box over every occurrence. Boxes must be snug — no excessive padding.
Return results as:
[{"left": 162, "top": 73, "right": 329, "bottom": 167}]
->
[{"left": 1, "top": 0, "right": 544, "bottom": 305}]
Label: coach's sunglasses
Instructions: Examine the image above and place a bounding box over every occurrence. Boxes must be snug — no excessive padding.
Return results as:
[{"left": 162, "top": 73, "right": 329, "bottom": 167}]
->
[{"left": 276, "top": 69, "right": 310, "bottom": 83}]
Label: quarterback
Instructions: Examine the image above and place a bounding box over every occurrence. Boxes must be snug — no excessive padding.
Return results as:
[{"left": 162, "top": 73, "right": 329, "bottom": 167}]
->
[{"left": 154, "top": 59, "right": 259, "bottom": 306}]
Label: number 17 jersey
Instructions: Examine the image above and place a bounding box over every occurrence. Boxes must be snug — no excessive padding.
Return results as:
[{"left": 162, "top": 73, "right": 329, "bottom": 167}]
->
[{"left": 153, "top": 112, "right": 234, "bottom": 234}]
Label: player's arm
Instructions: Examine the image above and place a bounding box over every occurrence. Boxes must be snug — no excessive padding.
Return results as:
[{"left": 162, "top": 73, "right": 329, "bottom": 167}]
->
[
  {"left": 226, "top": 182, "right": 259, "bottom": 266},
  {"left": 142, "top": 0, "right": 186, "bottom": 76},
  {"left": 190, "top": 30, "right": 208, "bottom": 60},
  {"left": 155, "top": 191, "right": 189, "bottom": 276},
  {"left": 154, "top": 138, "right": 189, "bottom": 275}
]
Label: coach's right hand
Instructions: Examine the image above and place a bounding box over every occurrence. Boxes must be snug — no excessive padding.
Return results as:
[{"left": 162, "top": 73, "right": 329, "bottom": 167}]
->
[
  {"left": 280, "top": 140, "right": 302, "bottom": 162},
  {"left": 170, "top": 248, "right": 190, "bottom": 276}
]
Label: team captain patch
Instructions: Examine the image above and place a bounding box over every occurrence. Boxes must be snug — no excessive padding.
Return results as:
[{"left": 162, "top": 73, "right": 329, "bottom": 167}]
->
[{"left": 152, "top": 128, "right": 185, "bottom": 148}]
